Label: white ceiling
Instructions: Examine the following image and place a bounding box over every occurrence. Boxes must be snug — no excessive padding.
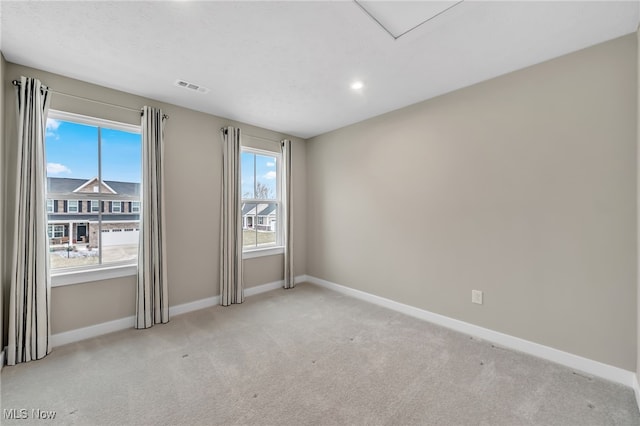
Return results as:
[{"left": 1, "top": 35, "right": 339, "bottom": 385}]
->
[
  {"left": 356, "top": 1, "right": 462, "bottom": 38},
  {"left": 1, "top": 1, "right": 638, "bottom": 139}
]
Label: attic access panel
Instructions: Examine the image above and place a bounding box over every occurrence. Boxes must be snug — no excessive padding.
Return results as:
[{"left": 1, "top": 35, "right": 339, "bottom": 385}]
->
[{"left": 356, "top": 0, "right": 462, "bottom": 39}]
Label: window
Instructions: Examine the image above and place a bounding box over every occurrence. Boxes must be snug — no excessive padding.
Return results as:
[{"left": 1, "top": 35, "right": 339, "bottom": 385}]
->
[
  {"left": 45, "top": 110, "right": 141, "bottom": 274},
  {"left": 241, "top": 148, "right": 281, "bottom": 251},
  {"left": 47, "top": 224, "right": 65, "bottom": 239},
  {"left": 67, "top": 200, "right": 78, "bottom": 213},
  {"left": 132, "top": 201, "right": 140, "bottom": 213}
]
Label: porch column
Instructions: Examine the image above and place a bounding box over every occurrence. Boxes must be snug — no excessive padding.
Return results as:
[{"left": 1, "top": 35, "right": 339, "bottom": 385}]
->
[{"left": 68, "top": 222, "right": 74, "bottom": 245}]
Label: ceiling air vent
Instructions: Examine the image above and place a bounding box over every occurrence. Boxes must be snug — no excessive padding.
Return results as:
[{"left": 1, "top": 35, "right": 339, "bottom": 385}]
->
[{"left": 174, "top": 79, "right": 210, "bottom": 94}]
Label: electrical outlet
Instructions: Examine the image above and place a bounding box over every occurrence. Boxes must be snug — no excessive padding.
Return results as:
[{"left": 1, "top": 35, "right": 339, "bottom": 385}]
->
[{"left": 472, "top": 290, "right": 483, "bottom": 305}]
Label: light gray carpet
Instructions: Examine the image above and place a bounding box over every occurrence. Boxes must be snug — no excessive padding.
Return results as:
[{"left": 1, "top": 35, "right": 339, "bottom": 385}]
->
[{"left": 2, "top": 283, "right": 639, "bottom": 425}]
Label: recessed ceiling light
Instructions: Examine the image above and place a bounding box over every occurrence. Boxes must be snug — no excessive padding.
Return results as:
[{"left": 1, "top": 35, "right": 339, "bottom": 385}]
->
[{"left": 351, "top": 81, "right": 364, "bottom": 90}]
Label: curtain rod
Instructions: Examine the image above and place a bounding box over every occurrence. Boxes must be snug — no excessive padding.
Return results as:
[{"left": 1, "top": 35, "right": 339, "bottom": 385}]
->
[
  {"left": 245, "top": 133, "right": 283, "bottom": 143},
  {"left": 12, "top": 80, "right": 169, "bottom": 119},
  {"left": 220, "top": 127, "right": 282, "bottom": 143}
]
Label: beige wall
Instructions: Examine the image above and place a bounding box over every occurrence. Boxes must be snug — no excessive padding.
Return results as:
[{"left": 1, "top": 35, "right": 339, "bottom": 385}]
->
[
  {"left": 2, "top": 63, "right": 306, "bottom": 335},
  {"left": 2, "top": 34, "right": 636, "bottom": 374},
  {"left": 307, "top": 35, "right": 637, "bottom": 370},
  {"left": 0, "top": 52, "right": 5, "bottom": 349},
  {"left": 637, "top": 26, "right": 640, "bottom": 381}
]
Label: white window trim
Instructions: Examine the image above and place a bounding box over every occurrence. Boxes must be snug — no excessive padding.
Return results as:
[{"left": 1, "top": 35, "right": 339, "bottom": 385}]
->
[
  {"left": 131, "top": 201, "right": 140, "bottom": 213},
  {"left": 49, "top": 110, "right": 141, "bottom": 134},
  {"left": 51, "top": 264, "right": 137, "bottom": 287},
  {"left": 241, "top": 147, "right": 283, "bottom": 254},
  {"left": 242, "top": 246, "right": 284, "bottom": 259},
  {"left": 91, "top": 200, "right": 100, "bottom": 212},
  {"left": 112, "top": 200, "right": 122, "bottom": 213},
  {"left": 47, "top": 110, "right": 141, "bottom": 284}
]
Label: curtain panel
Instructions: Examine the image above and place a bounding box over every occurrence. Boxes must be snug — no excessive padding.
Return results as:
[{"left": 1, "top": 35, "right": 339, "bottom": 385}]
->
[
  {"left": 7, "top": 76, "right": 52, "bottom": 365},
  {"left": 281, "top": 139, "right": 294, "bottom": 289},
  {"left": 136, "top": 106, "right": 169, "bottom": 329},
  {"left": 220, "top": 126, "right": 244, "bottom": 305}
]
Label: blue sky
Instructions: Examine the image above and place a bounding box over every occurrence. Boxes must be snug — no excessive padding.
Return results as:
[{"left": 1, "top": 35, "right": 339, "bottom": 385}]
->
[
  {"left": 46, "top": 119, "right": 141, "bottom": 183},
  {"left": 241, "top": 152, "right": 277, "bottom": 199}
]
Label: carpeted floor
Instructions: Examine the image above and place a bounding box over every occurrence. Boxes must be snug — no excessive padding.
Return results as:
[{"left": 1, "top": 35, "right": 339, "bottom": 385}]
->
[{"left": 2, "top": 283, "right": 639, "bottom": 425}]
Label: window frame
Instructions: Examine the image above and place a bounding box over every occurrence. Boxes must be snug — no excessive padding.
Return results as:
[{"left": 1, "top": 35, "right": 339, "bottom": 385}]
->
[
  {"left": 47, "top": 224, "right": 65, "bottom": 239},
  {"left": 240, "top": 146, "right": 284, "bottom": 258},
  {"left": 67, "top": 199, "right": 78, "bottom": 213},
  {"left": 46, "top": 110, "right": 142, "bottom": 287}
]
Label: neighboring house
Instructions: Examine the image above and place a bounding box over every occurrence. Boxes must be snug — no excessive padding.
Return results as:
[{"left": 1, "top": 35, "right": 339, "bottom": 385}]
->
[
  {"left": 241, "top": 203, "right": 277, "bottom": 232},
  {"left": 46, "top": 177, "right": 140, "bottom": 248}
]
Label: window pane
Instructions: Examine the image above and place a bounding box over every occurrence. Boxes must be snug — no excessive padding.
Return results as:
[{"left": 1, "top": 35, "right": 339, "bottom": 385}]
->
[
  {"left": 255, "top": 155, "right": 277, "bottom": 200},
  {"left": 241, "top": 152, "right": 255, "bottom": 199},
  {"left": 45, "top": 115, "right": 141, "bottom": 270},
  {"left": 102, "top": 128, "right": 142, "bottom": 185},
  {"left": 242, "top": 202, "right": 257, "bottom": 248},
  {"left": 68, "top": 200, "right": 78, "bottom": 213},
  {"left": 242, "top": 202, "right": 277, "bottom": 248},
  {"left": 45, "top": 118, "right": 98, "bottom": 180},
  {"left": 46, "top": 119, "right": 100, "bottom": 269},
  {"left": 102, "top": 129, "right": 141, "bottom": 265}
]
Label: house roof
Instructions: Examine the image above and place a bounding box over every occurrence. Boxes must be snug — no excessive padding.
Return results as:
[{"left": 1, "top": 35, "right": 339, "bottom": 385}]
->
[
  {"left": 242, "top": 203, "right": 277, "bottom": 216},
  {"left": 257, "top": 204, "right": 277, "bottom": 216},
  {"left": 73, "top": 177, "right": 117, "bottom": 194},
  {"left": 47, "top": 177, "right": 140, "bottom": 197}
]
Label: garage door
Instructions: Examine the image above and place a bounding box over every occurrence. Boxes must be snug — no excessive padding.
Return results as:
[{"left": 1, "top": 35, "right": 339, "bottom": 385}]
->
[{"left": 102, "top": 229, "right": 139, "bottom": 246}]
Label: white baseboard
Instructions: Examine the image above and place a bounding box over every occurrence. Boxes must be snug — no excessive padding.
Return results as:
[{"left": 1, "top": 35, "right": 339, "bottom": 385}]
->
[
  {"left": 295, "top": 274, "right": 310, "bottom": 285},
  {"left": 245, "top": 279, "right": 284, "bottom": 297},
  {"left": 50, "top": 275, "right": 307, "bottom": 348},
  {"left": 244, "top": 275, "right": 308, "bottom": 296},
  {"left": 169, "top": 296, "right": 219, "bottom": 316},
  {"left": 306, "top": 275, "right": 636, "bottom": 389},
  {"left": 633, "top": 374, "right": 640, "bottom": 413},
  {"left": 51, "top": 315, "right": 136, "bottom": 347}
]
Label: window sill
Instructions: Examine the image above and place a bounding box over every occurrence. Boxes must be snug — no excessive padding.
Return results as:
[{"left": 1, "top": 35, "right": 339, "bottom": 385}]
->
[
  {"left": 51, "top": 264, "right": 137, "bottom": 287},
  {"left": 243, "top": 246, "right": 284, "bottom": 259}
]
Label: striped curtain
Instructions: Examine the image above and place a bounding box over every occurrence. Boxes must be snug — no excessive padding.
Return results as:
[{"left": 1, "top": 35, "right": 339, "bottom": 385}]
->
[
  {"left": 281, "top": 139, "right": 295, "bottom": 289},
  {"left": 7, "top": 76, "right": 51, "bottom": 365},
  {"left": 136, "top": 106, "right": 169, "bottom": 329},
  {"left": 220, "top": 126, "right": 243, "bottom": 305}
]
